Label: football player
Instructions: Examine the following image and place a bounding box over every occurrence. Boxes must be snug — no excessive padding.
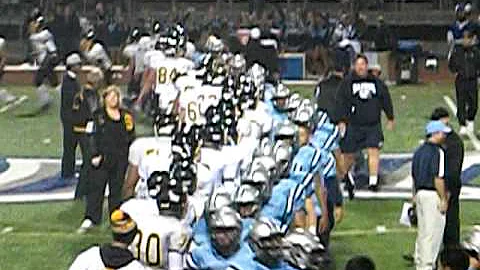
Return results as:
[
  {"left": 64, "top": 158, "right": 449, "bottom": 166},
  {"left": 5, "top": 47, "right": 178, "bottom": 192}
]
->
[
  {"left": 138, "top": 26, "right": 194, "bottom": 109},
  {"left": 123, "top": 28, "right": 152, "bottom": 106},
  {"left": 289, "top": 114, "right": 329, "bottom": 236},
  {"left": 191, "top": 187, "right": 233, "bottom": 247},
  {"left": 233, "top": 183, "right": 262, "bottom": 224},
  {"left": 29, "top": 15, "right": 58, "bottom": 110},
  {"left": 186, "top": 206, "right": 256, "bottom": 270},
  {"left": 120, "top": 171, "right": 191, "bottom": 270},
  {"left": 268, "top": 84, "right": 290, "bottom": 124},
  {"left": 122, "top": 111, "right": 174, "bottom": 200},
  {"left": 260, "top": 143, "right": 307, "bottom": 234},
  {"left": 247, "top": 217, "right": 298, "bottom": 270},
  {"left": 0, "top": 36, "right": 17, "bottom": 104},
  {"left": 80, "top": 29, "right": 113, "bottom": 85},
  {"left": 69, "top": 210, "right": 146, "bottom": 270}
]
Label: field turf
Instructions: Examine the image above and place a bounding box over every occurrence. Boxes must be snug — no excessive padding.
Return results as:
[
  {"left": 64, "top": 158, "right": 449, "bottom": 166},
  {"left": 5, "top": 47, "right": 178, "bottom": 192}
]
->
[
  {"left": 0, "top": 82, "right": 479, "bottom": 269},
  {"left": 0, "top": 199, "right": 479, "bottom": 269}
]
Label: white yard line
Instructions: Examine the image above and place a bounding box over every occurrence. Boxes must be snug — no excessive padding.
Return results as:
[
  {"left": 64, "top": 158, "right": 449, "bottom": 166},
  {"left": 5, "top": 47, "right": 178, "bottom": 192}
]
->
[
  {"left": 0, "top": 95, "right": 28, "bottom": 114},
  {"left": 444, "top": 95, "right": 480, "bottom": 150},
  {"left": 2, "top": 225, "right": 477, "bottom": 239}
]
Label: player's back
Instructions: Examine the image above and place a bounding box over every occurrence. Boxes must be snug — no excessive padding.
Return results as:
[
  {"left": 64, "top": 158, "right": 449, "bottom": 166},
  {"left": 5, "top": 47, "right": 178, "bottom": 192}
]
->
[
  {"left": 121, "top": 199, "right": 189, "bottom": 269},
  {"left": 261, "top": 179, "right": 304, "bottom": 226},
  {"left": 151, "top": 57, "right": 193, "bottom": 94},
  {"left": 290, "top": 144, "right": 322, "bottom": 175}
]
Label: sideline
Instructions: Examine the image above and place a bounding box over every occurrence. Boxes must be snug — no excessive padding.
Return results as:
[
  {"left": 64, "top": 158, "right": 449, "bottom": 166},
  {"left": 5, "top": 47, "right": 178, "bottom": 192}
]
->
[{"left": 444, "top": 95, "right": 480, "bottom": 150}]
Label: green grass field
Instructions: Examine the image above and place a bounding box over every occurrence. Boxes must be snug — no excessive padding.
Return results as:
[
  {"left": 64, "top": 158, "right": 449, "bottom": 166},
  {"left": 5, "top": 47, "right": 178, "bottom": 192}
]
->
[
  {"left": 0, "top": 199, "right": 479, "bottom": 269},
  {"left": 0, "top": 82, "right": 479, "bottom": 269}
]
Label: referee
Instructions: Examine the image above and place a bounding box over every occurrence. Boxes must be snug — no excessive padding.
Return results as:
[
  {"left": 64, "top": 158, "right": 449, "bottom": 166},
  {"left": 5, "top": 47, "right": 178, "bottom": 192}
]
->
[{"left": 412, "top": 120, "right": 449, "bottom": 270}]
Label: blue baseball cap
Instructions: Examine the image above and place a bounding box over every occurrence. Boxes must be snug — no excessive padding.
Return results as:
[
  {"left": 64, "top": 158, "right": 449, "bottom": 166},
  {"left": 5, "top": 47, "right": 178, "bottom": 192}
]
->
[{"left": 426, "top": 120, "right": 452, "bottom": 135}]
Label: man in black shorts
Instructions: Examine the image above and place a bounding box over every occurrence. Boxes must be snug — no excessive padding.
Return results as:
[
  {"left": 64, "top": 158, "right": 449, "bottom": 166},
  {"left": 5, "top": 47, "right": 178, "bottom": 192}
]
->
[{"left": 335, "top": 54, "right": 394, "bottom": 194}]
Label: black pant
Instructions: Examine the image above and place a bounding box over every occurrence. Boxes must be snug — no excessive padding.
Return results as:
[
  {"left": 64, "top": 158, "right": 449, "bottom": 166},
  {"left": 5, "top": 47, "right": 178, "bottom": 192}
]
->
[
  {"left": 444, "top": 186, "right": 461, "bottom": 248},
  {"left": 85, "top": 153, "right": 128, "bottom": 224},
  {"left": 61, "top": 122, "right": 78, "bottom": 179},
  {"left": 74, "top": 133, "right": 94, "bottom": 199},
  {"left": 34, "top": 54, "right": 59, "bottom": 87},
  {"left": 317, "top": 177, "right": 338, "bottom": 248},
  {"left": 455, "top": 76, "right": 478, "bottom": 126}
]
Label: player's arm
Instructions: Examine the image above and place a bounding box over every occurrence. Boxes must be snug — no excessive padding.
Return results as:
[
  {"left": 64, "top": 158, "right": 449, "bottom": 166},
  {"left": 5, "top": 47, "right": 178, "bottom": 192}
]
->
[
  {"left": 314, "top": 173, "right": 329, "bottom": 234},
  {"left": 123, "top": 163, "right": 140, "bottom": 199},
  {"left": 137, "top": 67, "right": 155, "bottom": 104}
]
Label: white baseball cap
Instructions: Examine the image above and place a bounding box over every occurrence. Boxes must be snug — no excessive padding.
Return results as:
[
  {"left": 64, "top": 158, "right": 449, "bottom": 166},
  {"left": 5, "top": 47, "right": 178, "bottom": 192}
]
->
[{"left": 66, "top": 53, "right": 82, "bottom": 66}]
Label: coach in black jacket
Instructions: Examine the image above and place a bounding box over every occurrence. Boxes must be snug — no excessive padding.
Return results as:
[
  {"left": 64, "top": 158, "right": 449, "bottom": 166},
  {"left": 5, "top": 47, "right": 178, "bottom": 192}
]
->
[
  {"left": 448, "top": 31, "right": 480, "bottom": 135},
  {"left": 335, "top": 54, "right": 394, "bottom": 192},
  {"left": 60, "top": 53, "right": 82, "bottom": 180},
  {"left": 430, "top": 107, "right": 465, "bottom": 248}
]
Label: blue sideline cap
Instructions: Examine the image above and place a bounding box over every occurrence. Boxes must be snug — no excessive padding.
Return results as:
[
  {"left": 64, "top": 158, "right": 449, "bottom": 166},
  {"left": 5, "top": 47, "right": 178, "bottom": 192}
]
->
[{"left": 426, "top": 120, "right": 452, "bottom": 135}]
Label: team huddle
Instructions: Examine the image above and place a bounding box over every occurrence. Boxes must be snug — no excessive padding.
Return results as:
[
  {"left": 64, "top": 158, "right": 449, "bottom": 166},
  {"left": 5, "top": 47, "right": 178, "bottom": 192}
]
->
[{"left": 69, "top": 22, "right": 343, "bottom": 270}]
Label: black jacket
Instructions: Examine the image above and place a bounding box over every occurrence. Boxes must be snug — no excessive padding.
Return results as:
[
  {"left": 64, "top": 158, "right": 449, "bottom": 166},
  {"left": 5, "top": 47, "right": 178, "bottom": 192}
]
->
[
  {"left": 60, "top": 72, "right": 81, "bottom": 123},
  {"left": 449, "top": 45, "right": 480, "bottom": 79},
  {"left": 92, "top": 108, "right": 135, "bottom": 157},
  {"left": 314, "top": 74, "right": 343, "bottom": 121},
  {"left": 335, "top": 72, "right": 394, "bottom": 125},
  {"left": 444, "top": 131, "right": 464, "bottom": 190},
  {"left": 72, "top": 84, "right": 100, "bottom": 128}
]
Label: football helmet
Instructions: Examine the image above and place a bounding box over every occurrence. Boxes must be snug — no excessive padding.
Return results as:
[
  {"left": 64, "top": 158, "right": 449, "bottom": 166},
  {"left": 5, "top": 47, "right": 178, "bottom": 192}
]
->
[
  {"left": 272, "top": 84, "right": 290, "bottom": 112},
  {"left": 272, "top": 141, "right": 293, "bottom": 179},
  {"left": 147, "top": 170, "right": 187, "bottom": 218},
  {"left": 208, "top": 206, "right": 242, "bottom": 257},
  {"left": 242, "top": 167, "right": 271, "bottom": 203},
  {"left": 233, "top": 184, "right": 262, "bottom": 218},
  {"left": 284, "top": 229, "right": 329, "bottom": 270},
  {"left": 205, "top": 35, "right": 224, "bottom": 53},
  {"left": 248, "top": 217, "right": 286, "bottom": 268}
]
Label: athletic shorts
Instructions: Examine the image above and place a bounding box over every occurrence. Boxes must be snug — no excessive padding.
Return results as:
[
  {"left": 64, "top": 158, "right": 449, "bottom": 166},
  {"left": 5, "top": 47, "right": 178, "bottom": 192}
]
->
[{"left": 340, "top": 123, "right": 384, "bottom": 153}]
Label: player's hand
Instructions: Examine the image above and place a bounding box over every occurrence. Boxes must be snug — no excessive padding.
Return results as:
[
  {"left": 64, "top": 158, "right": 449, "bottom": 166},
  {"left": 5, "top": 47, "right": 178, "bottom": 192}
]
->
[
  {"left": 91, "top": 155, "right": 102, "bottom": 167},
  {"left": 334, "top": 206, "right": 345, "bottom": 224},
  {"left": 338, "top": 122, "right": 346, "bottom": 137},
  {"left": 439, "top": 199, "right": 448, "bottom": 214},
  {"left": 318, "top": 214, "right": 329, "bottom": 234},
  {"left": 386, "top": 119, "right": 395, "bottom": 131}
]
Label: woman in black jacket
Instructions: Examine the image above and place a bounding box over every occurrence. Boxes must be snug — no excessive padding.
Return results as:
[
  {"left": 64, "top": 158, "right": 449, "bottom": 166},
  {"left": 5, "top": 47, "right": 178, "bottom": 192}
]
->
[
  {"left": 78, "top": 85, "right": 135, "bottom": 233},
  {"left": 72, "top": 68, "right": 103, "bottom": 199}
]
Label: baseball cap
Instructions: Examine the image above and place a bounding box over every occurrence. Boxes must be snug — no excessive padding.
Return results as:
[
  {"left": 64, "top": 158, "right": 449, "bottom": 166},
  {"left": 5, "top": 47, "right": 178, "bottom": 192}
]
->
[
  {"left": 426, "top": 120, "right": 452, "bottom": 135},
  {"left": 66, "top": 53, "right": 82, "bottom": 66}
]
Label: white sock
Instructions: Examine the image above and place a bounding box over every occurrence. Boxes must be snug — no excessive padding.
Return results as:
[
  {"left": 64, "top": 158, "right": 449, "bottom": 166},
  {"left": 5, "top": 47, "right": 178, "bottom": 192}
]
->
[{"left": 369, "top": 175, "right": 378, "bottom": 186}]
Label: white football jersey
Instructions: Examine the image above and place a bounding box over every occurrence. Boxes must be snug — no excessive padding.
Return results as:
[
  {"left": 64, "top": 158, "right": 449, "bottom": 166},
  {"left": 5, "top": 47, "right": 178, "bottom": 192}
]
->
[
  {"left": 150, "top": 57, "right": 194, "bottom": 94},
  {"left": 68, "top": 246, "right": 146, "bottom": 270},
  {"left": 134, "top": 36, "right": 152, "bottom": 75},
  {"left": 30, "top": 29, "right": 56, "bottom": 64},
  {"left": 128, "top": 137, "right": 172, "bottom": 199},
  {"left": 84, "top": 42, "right": 112, "bottom": 70},
  {"left": 121, "top": 199, "right": 190, "bottom": 270},
  {"left": 176, "top": 73, "right": 204, "bottom": 126}
]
